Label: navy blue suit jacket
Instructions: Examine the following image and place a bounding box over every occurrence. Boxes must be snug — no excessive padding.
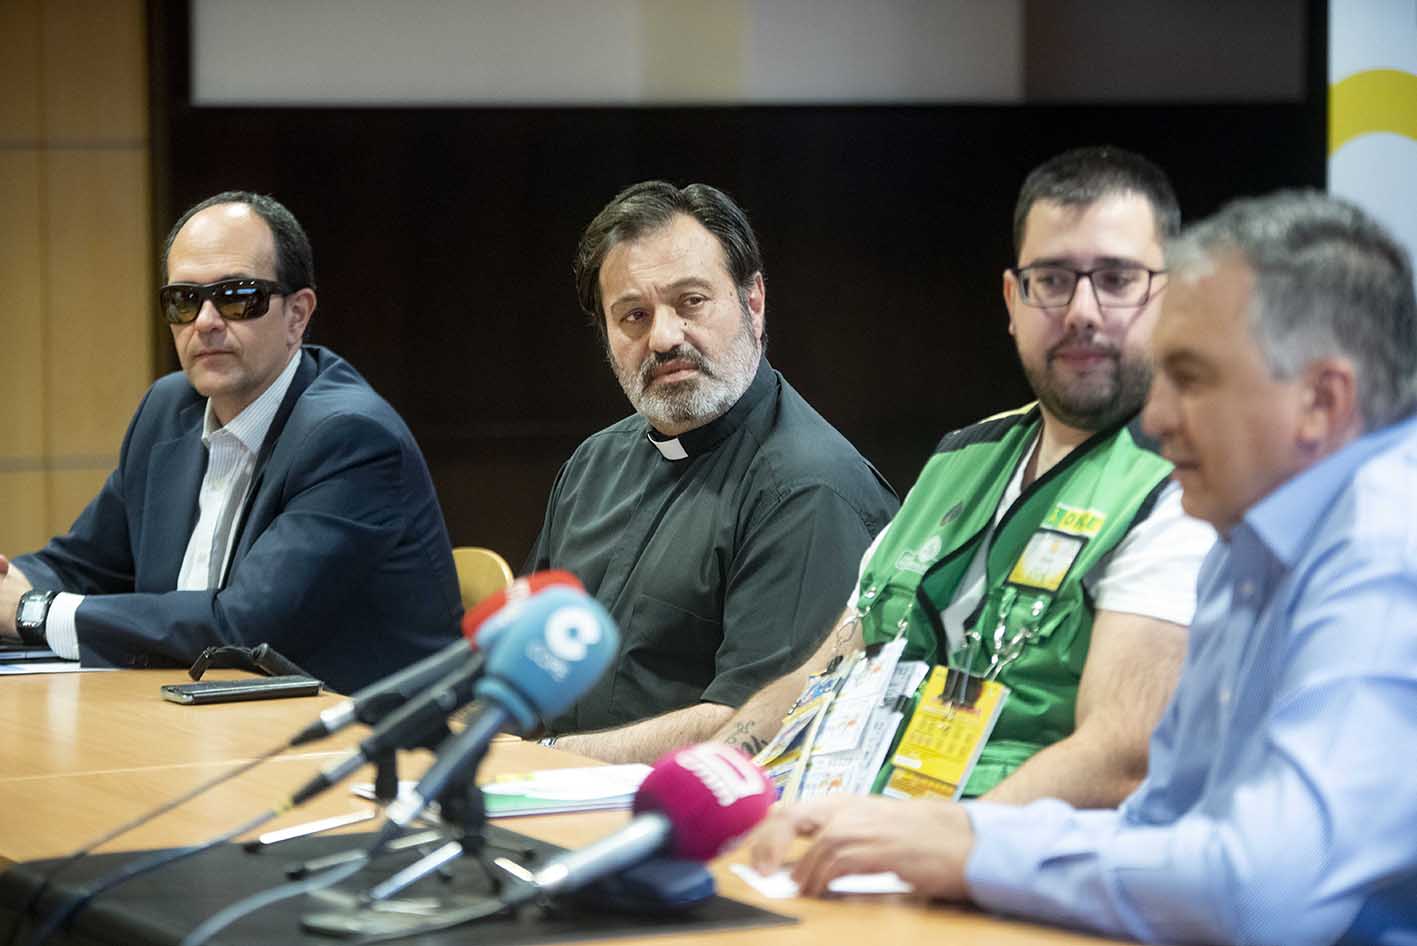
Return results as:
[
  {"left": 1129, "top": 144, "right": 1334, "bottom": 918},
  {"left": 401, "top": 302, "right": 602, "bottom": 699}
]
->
[{"left": 17, "top": 346, "right": 462, "bottom": 693}]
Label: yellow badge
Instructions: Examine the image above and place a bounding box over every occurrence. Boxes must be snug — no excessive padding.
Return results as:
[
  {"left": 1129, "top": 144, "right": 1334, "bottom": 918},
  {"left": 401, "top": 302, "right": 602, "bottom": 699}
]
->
[
  {"left": 885, "top": 665, "right": 1009, "bottom": 800},
  {"left": 1007, "top": 529, "right": 1085, "bottom": 591}
]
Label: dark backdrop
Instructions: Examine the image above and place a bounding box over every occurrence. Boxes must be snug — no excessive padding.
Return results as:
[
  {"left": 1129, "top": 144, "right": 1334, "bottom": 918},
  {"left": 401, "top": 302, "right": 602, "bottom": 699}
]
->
[{"left": 149, "top": 3, "right": 1326, "bottom": 568}]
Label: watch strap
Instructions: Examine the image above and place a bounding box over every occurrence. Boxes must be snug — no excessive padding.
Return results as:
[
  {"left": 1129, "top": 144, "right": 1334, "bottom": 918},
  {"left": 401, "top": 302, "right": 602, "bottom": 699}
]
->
[{"left": 15, "top": 590, "right": 57, "bottom": 647}]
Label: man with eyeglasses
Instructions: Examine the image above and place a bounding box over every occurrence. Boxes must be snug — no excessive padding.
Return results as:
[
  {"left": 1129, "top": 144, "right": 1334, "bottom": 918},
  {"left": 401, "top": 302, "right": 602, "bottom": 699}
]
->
[
  {"left": 715, "top": 146, "right": 1214, "bottom": 809},
  {"left": 0, "top": 192, "right": 461, "bottom": 693},
  {"left": 752, "top": 191, "right": 1417, "bottom": 946}
]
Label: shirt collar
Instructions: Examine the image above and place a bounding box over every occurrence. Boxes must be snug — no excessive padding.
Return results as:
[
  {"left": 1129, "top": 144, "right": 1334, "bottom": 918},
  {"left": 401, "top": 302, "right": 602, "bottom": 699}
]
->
[
  {"left": 201, "top": 349, "right": 303, "bottom": 453},
  {"left": 1243, "top": 413, "right": 1417, "bottom": 566},
  {"left": 645, "top": 358, "right": 774, "bottom": 462}
]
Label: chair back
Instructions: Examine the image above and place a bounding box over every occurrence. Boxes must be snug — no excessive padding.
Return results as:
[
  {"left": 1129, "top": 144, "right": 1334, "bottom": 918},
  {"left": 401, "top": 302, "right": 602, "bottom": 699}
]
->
[{"left": 452, "top": 546, "right": 514, "bottom": 610}]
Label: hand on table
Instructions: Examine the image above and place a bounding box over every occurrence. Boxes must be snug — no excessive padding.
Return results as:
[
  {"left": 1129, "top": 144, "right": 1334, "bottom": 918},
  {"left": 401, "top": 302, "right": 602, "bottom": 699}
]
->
[
  {"left": 0, "top": 555, "right": 33, "bottom": 639},
  {"left": 748, "top": 793, "right": 976, "bottom": 900}
]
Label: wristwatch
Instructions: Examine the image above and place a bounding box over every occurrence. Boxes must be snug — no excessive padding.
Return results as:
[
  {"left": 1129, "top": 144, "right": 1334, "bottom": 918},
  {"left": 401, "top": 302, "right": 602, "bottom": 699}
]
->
[{"left": 15, "top": 590, "right": 58, "bottom": 646}]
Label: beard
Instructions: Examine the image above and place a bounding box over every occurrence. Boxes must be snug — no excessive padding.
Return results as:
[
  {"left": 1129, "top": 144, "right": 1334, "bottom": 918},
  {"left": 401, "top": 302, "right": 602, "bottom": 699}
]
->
[
  {"left": 613, "top": 306, "right": 762, "bottom": 432},
  {"left": 1019, "top": 329, "right": 1152, "bottom": 432}
]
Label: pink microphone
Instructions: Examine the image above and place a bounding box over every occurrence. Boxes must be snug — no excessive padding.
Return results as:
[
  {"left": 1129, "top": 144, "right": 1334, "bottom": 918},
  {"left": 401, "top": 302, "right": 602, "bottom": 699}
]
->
[
  {"left": 509, "top": 743, "right": 773, "bottom": 902},
  {"left": 633, "top": 743, "right": 774, "bottom": 860}
]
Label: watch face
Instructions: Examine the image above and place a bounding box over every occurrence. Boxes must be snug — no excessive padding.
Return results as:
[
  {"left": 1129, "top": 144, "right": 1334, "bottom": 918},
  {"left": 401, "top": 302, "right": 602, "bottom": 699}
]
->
[{"left": 18, "top": 595, "right": 46, "bottom": 625}]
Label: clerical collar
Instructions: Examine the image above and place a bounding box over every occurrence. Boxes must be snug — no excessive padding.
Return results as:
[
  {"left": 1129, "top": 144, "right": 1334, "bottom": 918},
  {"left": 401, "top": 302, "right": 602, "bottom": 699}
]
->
[{"left": 645, "top": 359, "right": 774, "bottom": 462}]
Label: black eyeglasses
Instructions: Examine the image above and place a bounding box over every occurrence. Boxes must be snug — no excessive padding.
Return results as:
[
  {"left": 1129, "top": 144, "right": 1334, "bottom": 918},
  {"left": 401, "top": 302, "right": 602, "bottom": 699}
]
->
[
  {"left": 1010, "top": 264, "right": 1166, "bottom": 309},
  {"left": 158, "top": 278, "right": 285, "bottom": 325}
]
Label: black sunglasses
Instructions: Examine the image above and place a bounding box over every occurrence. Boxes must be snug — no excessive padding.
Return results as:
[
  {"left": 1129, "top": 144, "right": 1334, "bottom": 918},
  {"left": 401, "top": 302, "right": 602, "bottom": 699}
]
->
[{"left": 158, "top": 278, "right": 285, "bottom": 325}]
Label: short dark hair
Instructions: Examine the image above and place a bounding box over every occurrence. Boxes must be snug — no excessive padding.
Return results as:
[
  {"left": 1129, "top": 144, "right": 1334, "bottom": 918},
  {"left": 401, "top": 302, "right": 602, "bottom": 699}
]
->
[
  {"left": 1013, "top": 146, "right": 1181, "bottom": 258},
  {"left": 1169, "top": 190, "right": 1417, "bottom": 429},
  {"left": 160, "top": 190, "right": 316, "bottom": 293},
  {"left": 574, "top": 181, "right": 764, "bottom": 340}
]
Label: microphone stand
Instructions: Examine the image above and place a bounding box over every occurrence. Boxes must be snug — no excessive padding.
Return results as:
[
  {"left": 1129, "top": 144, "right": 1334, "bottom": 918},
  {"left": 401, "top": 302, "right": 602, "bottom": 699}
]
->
[
  {"left": 273, "top": 719, "right": 455, "bottom": 875},
  {"left": 372, "top": 748, "right": 401, "bottom": 805},
  {"left": 301, "top": 758, "right": 538, "bottom": 939},
  {"left": 365, "top": 764, "right": 537, "bottom": 902}
]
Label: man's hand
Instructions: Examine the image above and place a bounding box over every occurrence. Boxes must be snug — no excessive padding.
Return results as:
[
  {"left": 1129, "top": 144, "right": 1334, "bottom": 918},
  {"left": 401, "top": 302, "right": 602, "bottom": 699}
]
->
[
  {"left": 749, "top": 794, "right": 975, "bottom": 900},
  {"left": 0, "top": 555, "right": 33, "bottom": 639}
]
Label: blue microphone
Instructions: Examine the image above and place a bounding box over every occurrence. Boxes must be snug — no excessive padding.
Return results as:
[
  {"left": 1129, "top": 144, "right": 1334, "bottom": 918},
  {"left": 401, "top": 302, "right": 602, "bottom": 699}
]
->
[
  {"left": 371, "top": 587, "right": 618, "bottom": 852},
  {"left": 287, "top": 571, "right": 585, "bottom": 746}
]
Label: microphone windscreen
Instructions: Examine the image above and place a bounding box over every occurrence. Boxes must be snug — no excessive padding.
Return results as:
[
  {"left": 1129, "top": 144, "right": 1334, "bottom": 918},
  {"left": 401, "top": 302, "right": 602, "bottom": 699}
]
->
[
  {"left": 461, "top": 570, "right": 585, "bottom": 643},
  {"left": 633, "top": 743, "right": 773, "bottom": 862},
  {"left": 473, "top": 587, "right": 618, "bottom": 732}
]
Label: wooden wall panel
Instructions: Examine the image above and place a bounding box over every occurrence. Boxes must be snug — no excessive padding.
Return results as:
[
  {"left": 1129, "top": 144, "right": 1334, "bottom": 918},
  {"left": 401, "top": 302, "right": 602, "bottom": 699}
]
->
[
  {"left": 0, "top": 473, "right": 48, "bottom": 556},
  {"left": 0, "top": 0, "right": 150, "bottom": 549},
  {"left": 0, "top": 150, "right": 46, "bottom": 460},
  {"left": 46, "top": 469, "right": 111, "bottom": 537},
  {"left": 43, "top": 149, "right": 152, "bottom": 459},
  {"left": 40, "top": 0, "right": 148, "bottom": 142},
  {"left": 0, "top": 0, "right": 42, "bottom": 142}
]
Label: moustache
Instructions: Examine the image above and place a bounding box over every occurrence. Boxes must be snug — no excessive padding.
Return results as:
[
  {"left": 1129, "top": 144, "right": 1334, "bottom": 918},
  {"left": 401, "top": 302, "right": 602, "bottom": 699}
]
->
[
  {"left": 638, "top": 346, "right": 712, "bottom": 386},
  {"left": 1046, "top": 331, "right": 1119, "bottom": 363}
]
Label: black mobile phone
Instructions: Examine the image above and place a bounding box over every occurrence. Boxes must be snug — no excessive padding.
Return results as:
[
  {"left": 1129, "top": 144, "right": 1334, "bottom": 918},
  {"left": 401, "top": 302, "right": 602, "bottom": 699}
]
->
[{"left": 160, "top": 675, "right": 323, "bottom": 705}]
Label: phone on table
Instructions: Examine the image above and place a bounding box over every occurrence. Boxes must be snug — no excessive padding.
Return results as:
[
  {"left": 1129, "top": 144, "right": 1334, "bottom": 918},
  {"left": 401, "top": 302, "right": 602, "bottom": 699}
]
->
[{"left": 160, "top": 675, "right": 322, "bottom": 705}]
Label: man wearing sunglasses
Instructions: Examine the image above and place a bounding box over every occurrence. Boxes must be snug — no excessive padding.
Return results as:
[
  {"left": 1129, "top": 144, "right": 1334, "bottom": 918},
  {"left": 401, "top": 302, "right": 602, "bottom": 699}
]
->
[
  {"left": 0, "top": 192, "right": 461, "bottom": 693},
  {"left": 713, "top": 146, "right": 1214, "bottom": 809}
]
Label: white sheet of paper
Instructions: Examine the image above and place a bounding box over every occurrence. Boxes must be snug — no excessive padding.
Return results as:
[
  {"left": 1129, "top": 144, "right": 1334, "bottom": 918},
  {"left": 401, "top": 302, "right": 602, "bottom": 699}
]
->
[
  {"left": 0, "top": 661, "right": 111, "bottom": 675},
  {"left": 730, "top": 863, "right": 913, "bottom": 898}
]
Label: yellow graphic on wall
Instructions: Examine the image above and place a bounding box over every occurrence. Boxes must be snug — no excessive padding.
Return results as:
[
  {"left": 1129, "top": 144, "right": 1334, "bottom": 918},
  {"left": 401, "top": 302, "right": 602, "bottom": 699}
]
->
[
  {"left": 1330, "top": 68, "right": 1417, "bottom": 154},
  {"left": 1328, "top": 1, "right": 1417, "bottom": 281}
]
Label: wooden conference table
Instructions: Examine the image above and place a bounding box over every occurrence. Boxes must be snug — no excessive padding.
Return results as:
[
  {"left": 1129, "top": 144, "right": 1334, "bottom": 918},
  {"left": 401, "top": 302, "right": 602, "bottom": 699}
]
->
[{"left": 0, "top": 670, "right": 1133, "bottom": 946}]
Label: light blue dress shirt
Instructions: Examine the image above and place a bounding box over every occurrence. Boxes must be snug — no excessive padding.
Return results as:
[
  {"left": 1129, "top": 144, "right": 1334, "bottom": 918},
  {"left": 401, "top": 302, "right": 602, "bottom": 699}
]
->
[{"left": 963, "top": 414, "right": 1417, "bottom": 946}]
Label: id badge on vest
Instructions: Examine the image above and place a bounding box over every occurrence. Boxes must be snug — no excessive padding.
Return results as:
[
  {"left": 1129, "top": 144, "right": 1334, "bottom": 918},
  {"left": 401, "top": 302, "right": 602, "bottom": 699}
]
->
[{"left": 1007, "top": 528, "right": 1087, "bottom": 592}]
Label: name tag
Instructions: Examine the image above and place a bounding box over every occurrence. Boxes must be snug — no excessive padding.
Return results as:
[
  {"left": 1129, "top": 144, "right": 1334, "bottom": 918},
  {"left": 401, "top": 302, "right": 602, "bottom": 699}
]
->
[{"left": 1007, "top": 529, "right": 1086, "bottom": 592}]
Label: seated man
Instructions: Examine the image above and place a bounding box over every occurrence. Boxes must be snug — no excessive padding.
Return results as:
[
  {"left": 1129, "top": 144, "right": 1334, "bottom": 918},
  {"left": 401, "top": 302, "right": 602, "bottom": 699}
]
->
[
  {"left": 528, "top": 181, "right": 900, "bottom": 762},
  {"left": 717, "top": 146, "right": 1215, "bottom": 806},
  {"left": 752, "top": 191, "right": 1417, "bottom": 945},
  {"left": 0, "top": 192, "right": 461, "bottom": 693}
]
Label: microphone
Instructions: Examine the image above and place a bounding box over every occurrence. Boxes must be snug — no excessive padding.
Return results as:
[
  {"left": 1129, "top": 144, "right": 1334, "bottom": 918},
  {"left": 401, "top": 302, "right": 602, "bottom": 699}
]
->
[
  {"left": 288, "top": 570, "right": 583, "bottom": 746},
  {"left": 286, "top": 575, "right": 588, "bottom": 805},
  {"left": 287, "top": 660, "right": 480, "bottom": 808},
  {"left": 371, "top": 587, "right": 618, "bottom": 852},
  {"left": 503, "top": 743, "right": 773, "bottom": 905}
]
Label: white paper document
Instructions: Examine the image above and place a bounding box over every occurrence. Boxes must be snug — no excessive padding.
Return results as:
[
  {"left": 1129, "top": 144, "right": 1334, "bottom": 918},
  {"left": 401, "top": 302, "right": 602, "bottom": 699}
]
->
[
  {"left": 731, "top": 863, "right": 914, "bottom": 898},
  {"left": 0, "top": 661, "right": 111, "bottom": 676}
]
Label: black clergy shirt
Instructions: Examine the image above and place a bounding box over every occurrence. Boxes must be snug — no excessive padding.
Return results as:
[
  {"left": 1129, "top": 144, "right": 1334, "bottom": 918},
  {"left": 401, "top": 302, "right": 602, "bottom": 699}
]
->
[{"left": 528, "top": 359, "right": 898, "bottom": 734}]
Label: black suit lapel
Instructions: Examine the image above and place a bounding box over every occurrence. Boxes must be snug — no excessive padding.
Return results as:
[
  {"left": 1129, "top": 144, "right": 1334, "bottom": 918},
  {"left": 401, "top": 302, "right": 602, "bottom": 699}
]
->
[{"left": 220, "top": 349, "right": 319, "bottom": 588}]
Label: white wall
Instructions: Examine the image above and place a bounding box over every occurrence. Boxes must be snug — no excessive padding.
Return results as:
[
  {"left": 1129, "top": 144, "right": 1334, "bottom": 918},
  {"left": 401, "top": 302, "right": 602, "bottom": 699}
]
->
[
  {"left": 192, "top": 0, "right": 1312, "bottom": 107},
  {"left": 191, "top": 0, "right": 1025, "bottom": 105}
]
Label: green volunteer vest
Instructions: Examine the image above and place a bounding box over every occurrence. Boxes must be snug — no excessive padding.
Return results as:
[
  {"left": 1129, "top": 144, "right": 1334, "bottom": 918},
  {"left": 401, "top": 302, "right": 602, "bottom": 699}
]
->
[{"left": 859, "top": 404, "right": 1171, "bottom": 795}]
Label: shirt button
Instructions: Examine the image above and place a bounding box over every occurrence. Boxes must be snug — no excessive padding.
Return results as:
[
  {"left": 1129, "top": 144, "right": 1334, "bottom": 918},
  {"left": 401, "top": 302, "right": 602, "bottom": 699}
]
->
[
  {"left": 1238, "top": 579, "right": 1256, "bottom": 599},
  {"left": 1218, "top": 688, "right": 1231, "bottom": 705}
]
